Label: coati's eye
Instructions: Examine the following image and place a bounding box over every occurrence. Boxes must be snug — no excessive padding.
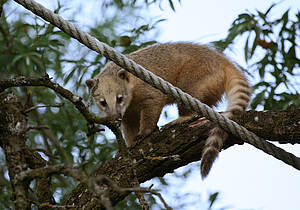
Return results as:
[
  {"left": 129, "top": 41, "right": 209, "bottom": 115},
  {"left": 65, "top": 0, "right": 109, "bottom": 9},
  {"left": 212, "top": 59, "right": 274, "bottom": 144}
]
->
[
  {"left": 99, "top": 98, "right": 107, "bottom": 107},
  {"left": 116, "top": 94, "right": 123, "bottom": 104}
]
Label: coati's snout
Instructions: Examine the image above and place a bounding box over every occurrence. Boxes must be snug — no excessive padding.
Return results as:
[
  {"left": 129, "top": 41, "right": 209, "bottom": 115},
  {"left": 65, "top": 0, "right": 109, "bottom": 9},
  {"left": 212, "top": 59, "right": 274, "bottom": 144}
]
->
[{"left": 85, "top": 69, "right": 133, "bottom": 124}]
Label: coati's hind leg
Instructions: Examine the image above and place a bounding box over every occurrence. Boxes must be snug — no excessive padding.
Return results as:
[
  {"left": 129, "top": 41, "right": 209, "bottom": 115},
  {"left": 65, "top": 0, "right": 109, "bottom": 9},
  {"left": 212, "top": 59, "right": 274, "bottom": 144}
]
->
[
  {"left": 168, "top": 105, "right": 209, "bottom": 128},
  {"left": 168, "top": 105, "right": 202, "bottom": 125}
]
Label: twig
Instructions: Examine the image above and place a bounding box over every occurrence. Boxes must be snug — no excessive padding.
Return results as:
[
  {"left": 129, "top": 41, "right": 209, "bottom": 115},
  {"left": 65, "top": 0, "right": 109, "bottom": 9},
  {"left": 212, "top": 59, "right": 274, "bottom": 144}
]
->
[
  {"left": 87, "top": 123, "right": 105, "bottom": 137},
  {"left": 37, "top": 202, "right": 76, "bottom": 209},
  {"left": 0, "top": 1, "right": 3, "bottom": 18},
  {"left": 30, "top": 148, "right": 58, "bottom": 159},
  {"left": 121, "top": 187, "right": 172, "bottom": 210},
  {"left": 15, "top": 164, "right": 66, "bottom": 183},
  {"left": 25, "top": 125, "right": 49, "bottom": 132},
  {"left": 23, "top": 102, "right": 64, "bottom": 113},
  {"left": 132, "top": 175, "right": 150, "bottom": 210}
]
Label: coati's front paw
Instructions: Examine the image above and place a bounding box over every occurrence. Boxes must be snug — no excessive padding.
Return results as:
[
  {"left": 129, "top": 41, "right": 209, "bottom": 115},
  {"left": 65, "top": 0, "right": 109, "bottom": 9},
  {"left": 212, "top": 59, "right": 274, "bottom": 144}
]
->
[
  {"left": 132, "top": 127, "right": 158, "bottom": 145},
  {"left": 131, "top": 134, "right": 148, "bottom": 147},
  {"left": 167, "top": 115, "right": 200, "bottom": 127},
  {"left": 134, "top": 129, "right": 153, "bottom": 141},
  {"left": 133, "top": 133, "right": 148, "bottom": 143},
  {"left": 138, "top": 128, "right": 153, "bottom": 137},
  {"left": 163, "top": 115, "right": 208, "bottom": 130}
]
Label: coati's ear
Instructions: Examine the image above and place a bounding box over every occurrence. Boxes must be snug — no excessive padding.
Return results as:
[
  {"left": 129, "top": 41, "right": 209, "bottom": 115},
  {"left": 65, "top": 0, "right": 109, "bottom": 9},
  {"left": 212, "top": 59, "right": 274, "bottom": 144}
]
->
[
  {"left": 117, "top": 69, "right": 129, "bottom": 81},
  {"left": 85, "top": 79, "right": 95, "bottom": 89}
]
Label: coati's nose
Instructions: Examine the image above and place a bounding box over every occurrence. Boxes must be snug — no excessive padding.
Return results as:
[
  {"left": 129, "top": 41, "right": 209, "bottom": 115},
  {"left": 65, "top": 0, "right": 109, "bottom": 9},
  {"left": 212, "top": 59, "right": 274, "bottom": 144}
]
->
[
  {"left": 114, "top": 120, "right": 121, "bottom": 127},
  {"left": 114, "top": 113, "right": 122, "bottom": 127}
]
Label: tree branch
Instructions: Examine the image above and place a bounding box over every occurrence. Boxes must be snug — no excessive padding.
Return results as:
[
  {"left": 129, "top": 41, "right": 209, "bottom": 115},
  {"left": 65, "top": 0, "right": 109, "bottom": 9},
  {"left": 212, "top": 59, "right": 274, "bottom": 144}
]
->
[
  {"left": 0, "top": 92, "right": 58, "bottom": 209},
  {"left": 0, "top": 92, "right": 31, "bottom": 209},
  {"left": 234, "top": 108, "right": 300, "bottom": 144},
  {"left": 63, "top": 108, "right": 300, "bottom": 208}
]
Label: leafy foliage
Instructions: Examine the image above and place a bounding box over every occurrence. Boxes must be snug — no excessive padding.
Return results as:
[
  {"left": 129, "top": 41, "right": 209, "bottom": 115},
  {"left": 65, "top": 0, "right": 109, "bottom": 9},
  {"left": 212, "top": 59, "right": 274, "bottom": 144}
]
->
[
  {"left": 0, "top": 0, "right": 160, "bottom": 208},
  {"left": 214, "top": 3, "right": 300, "bottom": 109}
]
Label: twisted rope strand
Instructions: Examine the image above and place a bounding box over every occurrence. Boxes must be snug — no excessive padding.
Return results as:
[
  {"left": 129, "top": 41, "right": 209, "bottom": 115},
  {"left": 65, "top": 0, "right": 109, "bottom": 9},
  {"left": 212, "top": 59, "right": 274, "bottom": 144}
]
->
[{"left": 14, "top": 0, "right": 300, "bottom": 171}]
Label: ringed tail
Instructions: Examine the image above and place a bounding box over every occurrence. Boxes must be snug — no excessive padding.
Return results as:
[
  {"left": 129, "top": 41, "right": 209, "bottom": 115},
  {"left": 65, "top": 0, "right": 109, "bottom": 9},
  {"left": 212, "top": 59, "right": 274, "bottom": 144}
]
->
[{"left": 200, "top": 65, "right": 251, "bottom": 178}]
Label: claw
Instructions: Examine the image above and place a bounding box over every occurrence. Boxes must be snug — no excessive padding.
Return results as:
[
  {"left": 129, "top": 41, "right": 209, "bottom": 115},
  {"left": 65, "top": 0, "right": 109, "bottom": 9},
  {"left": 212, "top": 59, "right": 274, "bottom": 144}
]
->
[{"left": 188, "top": 117, "right": 209, "bottom": 128}]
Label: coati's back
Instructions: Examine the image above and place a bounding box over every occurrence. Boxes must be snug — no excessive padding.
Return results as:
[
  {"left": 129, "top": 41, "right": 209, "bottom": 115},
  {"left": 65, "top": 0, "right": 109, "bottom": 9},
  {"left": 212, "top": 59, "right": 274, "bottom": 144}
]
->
[
  {"left": 89, "top": 42, "right": 251, "bottom": 178},
  {"left": 102, "top": 43, "right": 233, "bottom": 88}
]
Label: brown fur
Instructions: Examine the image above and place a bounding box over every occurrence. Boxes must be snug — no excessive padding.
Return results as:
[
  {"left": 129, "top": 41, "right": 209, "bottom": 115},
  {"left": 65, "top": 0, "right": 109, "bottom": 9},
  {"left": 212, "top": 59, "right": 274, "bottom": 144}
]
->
[{"left": 86, "top": 42, "right": 251, "bottom": 178}]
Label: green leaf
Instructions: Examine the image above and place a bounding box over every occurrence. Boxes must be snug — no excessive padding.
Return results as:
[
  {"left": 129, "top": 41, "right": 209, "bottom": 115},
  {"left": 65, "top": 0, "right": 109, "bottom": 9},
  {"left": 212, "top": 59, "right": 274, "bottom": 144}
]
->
[
  {"left": 64, "top": 67, "right": 77, "bottom": 85},
  {"left": 209, "top": 192, "right": 219, "bottom": 208},
  {"left": 257, "top": 11, "right": 266, "bottom": 20},
  {"left": 282, "top": 9, "right": 290, "bottom": 23},
  {"left": 168, "top": 0, "right": 175, "bottom": 11},
  {"left": 264, "top": 3, "right": 276, "bottom": 16},
  {"left": 250, "top": 32, "right": 259, "bottom": 57},
  {"left": 251, "top": 90, "right": 265, "bottom": 109},
  {"left": 244, "top": 34, "right": 250, "bottom": 62},
  {"left": 252, "top": 81, "right": 270, "bottom": 89},
  {"left": 30, "top": 55, "right": 45, "bottom": 71},
  {"left": 11, "top": 54, "right": 24, "bottom": 65}
]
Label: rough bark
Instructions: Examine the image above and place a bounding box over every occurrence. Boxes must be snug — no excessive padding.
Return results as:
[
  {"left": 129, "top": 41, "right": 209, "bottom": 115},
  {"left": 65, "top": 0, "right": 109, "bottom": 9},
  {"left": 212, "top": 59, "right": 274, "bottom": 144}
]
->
[
  {"left": 0, "top": 92, "right": 55, "bottom": 209},
  {"left": 0, "top": 92, "right": 31, "bottom": 209},
  {"left": 234, "top": 108, "right": 300, "bottom": 144}
]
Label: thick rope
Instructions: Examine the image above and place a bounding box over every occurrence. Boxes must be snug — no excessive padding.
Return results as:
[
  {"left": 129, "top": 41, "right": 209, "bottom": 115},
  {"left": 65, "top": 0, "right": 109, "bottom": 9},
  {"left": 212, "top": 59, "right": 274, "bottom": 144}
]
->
[{"left": 14, "top": 0, "right": 300, "bottom": 171}]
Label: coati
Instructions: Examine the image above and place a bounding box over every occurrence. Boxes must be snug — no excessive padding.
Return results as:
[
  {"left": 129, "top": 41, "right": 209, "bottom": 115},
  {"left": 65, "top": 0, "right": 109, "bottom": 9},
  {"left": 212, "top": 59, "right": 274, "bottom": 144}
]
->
[{"left": 86, "top": 42, "right": 251, "bottom": 178}]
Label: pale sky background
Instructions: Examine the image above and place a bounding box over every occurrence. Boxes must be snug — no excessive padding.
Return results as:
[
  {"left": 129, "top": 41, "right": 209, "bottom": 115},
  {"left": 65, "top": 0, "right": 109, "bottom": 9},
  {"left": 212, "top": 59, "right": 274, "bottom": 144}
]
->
[{"left": 11, "top": 0, "right": 300, "bottom": 210}]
